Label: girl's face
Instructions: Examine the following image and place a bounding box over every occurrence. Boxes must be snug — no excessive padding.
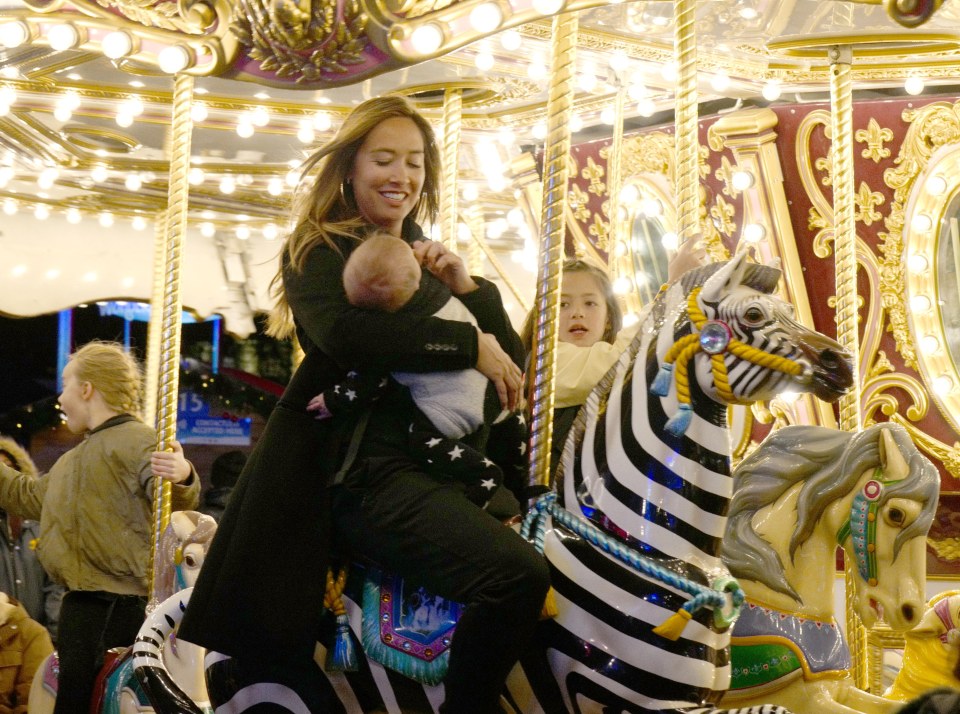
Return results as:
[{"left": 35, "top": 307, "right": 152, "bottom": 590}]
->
[
  {"left": 559, "top": 271, "right": 609, "bottom": 347},
  {"left": 59, "top": 361, "right": 92, "bottom": 434},
  {"left": 349, "top": 116, "right": 426, "bottom": 236}
]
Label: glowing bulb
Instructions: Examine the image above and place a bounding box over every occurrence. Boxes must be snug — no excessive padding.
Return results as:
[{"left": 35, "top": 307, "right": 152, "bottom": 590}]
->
[
  {"left": 910, "top": 294, "right": 932, "bottom": 313},
  {"left": 297, "top": 122, "right": 314, "bottom": 144},
  {"left": 462, "top": 185, "right": 479, "bottom": 202},
  {"left": 115, "top": 113, "right": 133, "bottom": 128},
  {"left": 640, "top": 198, "right": 662, "bottom": 216},
  {"left": 527, "top": 62, "right": 547, "bottom": 81},
  {"left": 778, "top": 390, "right": 799, "bottom": 404},
  {"left": 500, "top": 30, "right": 521, "bottom": 51},
  {"left": 742, "top": 223, "right": 766, "bottom": 242},
  {"left": 410, "top": 24, "right": 443, "bottom": 55},
  {"left": 474, "top": 51, "right": 495, "bottom": 72},
  {"left": 188, "top": 167, "right": 205, "bottom": 185},
  {"left": 661, "top": 232, "right": 679, "bottom": 251},
  {"left": 3, "top": 199, "right": 17, "bottom": 215},
  {"left": 236, "top": 122, "right": 254, "bottom": 138},
  {"left": 37, "top": 168, "right": 59, "bottom": 190},
  {"left": 124, "top": 173, "right": 142, "bottom": 191},
  {"left": 131, "top": 216, "right": 147, "bottom": 231},
  {"left": 99, "top": 212, "right": 114, "bottom": 227},
  {"left": 469, "top": 3, "right": 502, "bottom": 33},
  {"left": 91, "top": 165, "right": 109, "bottom": 183},
  {"left": 158, "top": 45, "right": 191, "bottom": 74},
  {"left": 0, "top": 22, "right": 30, "bottom": 49},
  {"left": 578, "top": 72, "right": 597, "bottom": 93},
  {"left": 34, "top": 205, "right": 49, "bottom": 220},
  {"left": 66, "top": 208, "right": 81, "bottom": 224},
  {"left": 101, "top": 31, "right": 133, "bottom": 59},
  {"left": 47, "top": 23, "right": 80, "bottom": 51},
  {"left": 532, "top": 123, "right": 547, "bottom": 140},
  {"left": 637, "top": 99, "right": 656, "bottom": 117},
  {"left": 569, "top": 114, "right": 583, "bottom": 133},
  {"left": 911, "top": 213, "right": 933, "bottom": 233},
  {"left": 710, "top": 72, "right": 730, "bottom": 92},
  {"left": 312, "top": 111, "right": 331, "bottom": 131},
  {"left": 10, "top": 264, "right": 26, "bottom": 277},
  {"left": 45, "top": 268, "right": 60, "bottom": 279},
  {"left": 0, "top": 167, "right": 11, "bottom": 188},
  {"left": 53, "top": 105, "right": 72, "bottom": 122},
  {"left": 250, "top": 106, "right": 270, "bottom": 127},
  {"left": 619, "top": 184, "right": 639, "bottom": 205},
  {"left": 921, "top": 334, "right": 940, "bottom": 353},
  {"left": 661, "top": 62, "right": 678, "bottom": 83},
  {"left": 235, "top": 225, "right": 251, "bottom": 240},
  {"left": 47, "top": 23, "right": 80, "bottom": 52},
  {"left": 219, "top": 177, "right": 236, "bottom": 194},
  {"left": 263, "top": 223, "right": 278, "bottom": 240},
  {"left": 600, "top": 107, "right": 615, "bottom": 125},
  {"left": 612, "top": 276, "right": 631, "bottom": 295},
  {"left": 908, "top": 253, "right": 929, "bottom": 273},
  {"left": 739, "top": 6, "right": 759, "bottom": 19},
  {"left": 190, "top": 102, "right": 208, "bottom": 122},
  {"left": 904, "top": 76, "right": 925, "bottom": 96},
  {"left": 200, "top": 222, "right": 216, "bottom": 238},
  {"left": 762, "top": 81, "right": 782, "bottom": 101},
  {"left": 927, "top": 175, "right": 947, "bottom": 196},
  {"left": 267, "top": 177, "right": 284, "bottom": 196},
  {"left": 732, "top": 170, "right": 755, "bottom": 191},
  {"left": 285, "top": 170, "right": 299, "bottom": 187},
  {"left": 934, "top": 374, "right": 954, "bottom": 395}
]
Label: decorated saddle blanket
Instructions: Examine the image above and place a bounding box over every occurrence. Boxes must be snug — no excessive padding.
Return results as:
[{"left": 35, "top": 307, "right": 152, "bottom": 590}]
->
[
  {"left": 361, "top": 568, "right": 462, "bottom": 686},
  {"left": 729, "top": 601, "right": 851, "bottom": 690}
]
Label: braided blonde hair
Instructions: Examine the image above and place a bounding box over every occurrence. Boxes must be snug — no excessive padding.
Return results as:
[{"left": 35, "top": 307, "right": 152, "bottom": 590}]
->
[{"left": 69, "top": 341, "right": 143, "bottom": 418}]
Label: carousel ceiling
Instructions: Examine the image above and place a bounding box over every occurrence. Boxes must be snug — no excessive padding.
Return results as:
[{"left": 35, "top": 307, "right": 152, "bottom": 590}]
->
[{"left": 0, "top": 0, "right": 958, "bottom": 335}]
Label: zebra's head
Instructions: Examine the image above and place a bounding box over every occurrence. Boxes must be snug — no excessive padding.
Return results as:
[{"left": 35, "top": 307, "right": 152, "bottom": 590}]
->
[{"left": 661, "top": 252, "right": 852, "bottom": 415}]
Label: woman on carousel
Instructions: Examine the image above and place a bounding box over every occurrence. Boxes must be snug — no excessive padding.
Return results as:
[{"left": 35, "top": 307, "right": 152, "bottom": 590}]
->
[{"left": 179, "top": 95, "right": 550, "bottom": 713}]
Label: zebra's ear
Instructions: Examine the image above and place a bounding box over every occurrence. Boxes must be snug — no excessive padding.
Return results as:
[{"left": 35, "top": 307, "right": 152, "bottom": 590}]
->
[{"left": 700, "top": 251, "right": 750, "bottom": 302}]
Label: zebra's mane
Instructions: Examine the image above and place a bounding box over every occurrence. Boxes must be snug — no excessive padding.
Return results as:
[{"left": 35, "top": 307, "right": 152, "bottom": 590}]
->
[{"left": 722, "top": 423, "right": 939, "bottom": 601}]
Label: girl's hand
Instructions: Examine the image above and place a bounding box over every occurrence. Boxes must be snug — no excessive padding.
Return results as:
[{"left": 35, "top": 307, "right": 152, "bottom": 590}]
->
[
  {"left": 476, "top": 330, "right": 523, "bottom": 411},
  {"left": 307, "top": 394, "right": 333, "bottom": 420},
  {"left": 412, "top": 240, "right": 478, "bottom": 295},
  {"left": 152, "top": 441, "right": 192, "bottom": 484},
  {"left": 667, "top": 237, "right": 708, "bottom": 284}
]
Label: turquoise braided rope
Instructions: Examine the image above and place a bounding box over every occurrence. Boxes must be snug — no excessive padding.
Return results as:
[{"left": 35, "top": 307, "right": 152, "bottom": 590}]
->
[{"left": 522, "top": 493, "right": 744, "bottom": 619}]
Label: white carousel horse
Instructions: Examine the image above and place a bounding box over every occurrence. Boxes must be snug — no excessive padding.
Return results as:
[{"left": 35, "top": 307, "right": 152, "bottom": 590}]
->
[
  {"left": 28, "top": 510, "right": 217, "bottom": 714},
  {"left": 884, "top": 590, "right": 960, "bottom": 702},
  {"left": 719, "top": 423, "right": 938, "bottom": 714},
  {"left": 136, "top": 253, "right": 854, "bottom": 713}
]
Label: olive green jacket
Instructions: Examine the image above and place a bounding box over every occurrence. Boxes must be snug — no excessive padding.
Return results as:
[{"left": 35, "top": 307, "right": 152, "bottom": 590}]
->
[{"left": 0, "top": 415, "right": 199, "bottom": 595}]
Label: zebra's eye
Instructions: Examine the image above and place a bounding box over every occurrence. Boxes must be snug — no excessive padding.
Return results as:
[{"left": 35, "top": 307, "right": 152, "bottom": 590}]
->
[{"left": 743, "top": 306, "right": 765, "bottom": 324}]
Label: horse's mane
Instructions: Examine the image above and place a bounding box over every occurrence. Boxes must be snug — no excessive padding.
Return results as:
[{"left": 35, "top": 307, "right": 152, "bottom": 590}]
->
[
  {"left": 155, "top": 511, "right": 218, "bottom": 602},
  {"left": 722, "top": 423, "right": 939, "bottom": 601}
]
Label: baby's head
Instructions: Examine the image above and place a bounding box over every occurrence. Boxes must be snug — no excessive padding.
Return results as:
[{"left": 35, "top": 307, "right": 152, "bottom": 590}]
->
[{"left": 343, "top": 231, "right": 422, "bottom": 312}]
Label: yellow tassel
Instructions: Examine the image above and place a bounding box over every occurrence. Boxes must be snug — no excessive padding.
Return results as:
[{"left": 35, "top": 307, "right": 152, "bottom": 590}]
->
[
  {"left": 652, "top": 608, "right": 692, "bottom": 641},
  {"left": 539, "top": 587, "right": 559, "bottom": 619}
]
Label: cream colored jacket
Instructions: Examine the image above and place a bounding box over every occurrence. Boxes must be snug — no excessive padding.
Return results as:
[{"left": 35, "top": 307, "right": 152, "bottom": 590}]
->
[{"left": 554, "top": 322, "right": 642, "bottom": 409}]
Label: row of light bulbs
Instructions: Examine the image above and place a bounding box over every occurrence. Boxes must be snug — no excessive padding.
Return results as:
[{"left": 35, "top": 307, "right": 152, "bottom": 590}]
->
[{"left": 1, "top": 198, "right": 282, "bottom": 240}]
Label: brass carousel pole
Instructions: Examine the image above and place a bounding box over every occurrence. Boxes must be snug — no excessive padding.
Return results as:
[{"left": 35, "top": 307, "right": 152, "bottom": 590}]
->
[
  {"left": 829, "top": 43, "right": 868, "bottom": 689},
  {"left": 441, "top": 88, "right": 462, "bottom": 252},
  {"left": 528, "top": 11, "right": 578, "bottom": 488},
  {"left": 148, "top": 73, "right": 195, "bottom": 605},
  {"left": 674, "top": 0, "right": 699, "bottom": 248},
  {"left": 143, "top": 210, "right": 168, "bottom": 429}
]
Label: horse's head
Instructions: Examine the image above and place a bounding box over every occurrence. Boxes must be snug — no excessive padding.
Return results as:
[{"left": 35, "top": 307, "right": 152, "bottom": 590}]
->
[
  {"left": 725, "top": 424, "right": 937, "bottom": 631},
  {"left": 887, "top": 590, "right": 960, "bottom": 698},
  {"left": 822, "top": 425, "right": 937, "bottom": 630},
  {"left": 657, "top": 253, "right": 852, "bottom": 433},
  {"left": 155, "top": 510, "right": 218, "bottom": 601}
]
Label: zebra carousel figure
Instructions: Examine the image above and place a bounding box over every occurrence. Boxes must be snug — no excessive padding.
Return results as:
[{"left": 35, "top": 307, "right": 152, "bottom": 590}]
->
[{"left": 135, "top": 252, "right": 856, "bottom": 713}]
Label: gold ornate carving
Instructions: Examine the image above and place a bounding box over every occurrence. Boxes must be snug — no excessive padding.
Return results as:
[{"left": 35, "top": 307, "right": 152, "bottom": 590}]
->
[
  {"left": 710, "top": 194, "right": 735, "bottom": 237},
  {"left": 855, "top": 118, "right": 893, "bottom": 163},
  {"left": 568, "top": 184, "right": 590, "bottom": 223},
  {"left": 588, "top": 213, "right": 610, "bottom": 250},
  {"left": 605, "top": 132, "right": 674, "bottom": 184},
  {"left": 582, "top": 156, "right": 606, "bottom": 197},
  {"left": 854, "top": 181, "right": 884, "bottom": 226},
  {"left": 715, "top": 155, "right": 740, "bottom": 198},
  {"left": 233, "top": 0, "right": 369, "bottom": 81}
]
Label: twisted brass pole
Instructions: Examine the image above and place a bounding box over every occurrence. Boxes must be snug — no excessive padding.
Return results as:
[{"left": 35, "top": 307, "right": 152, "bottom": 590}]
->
[
  {"left": 143, "top": 210, "right": 167, "bottom": 430},
  {"left": 148, "top": 73, "right": 195, "bottom": 605},
  {"left": 441, "top": 89, "right": 462, "bottom": 252},
  {"left": 675, "top": 0, "right": 699, "bottom": 248},
  {"left": 529, "top": 11, "right": 578, "bottom": 488},
  {"left": 829, "top": 43, "right": 867, "bottom": 690}
]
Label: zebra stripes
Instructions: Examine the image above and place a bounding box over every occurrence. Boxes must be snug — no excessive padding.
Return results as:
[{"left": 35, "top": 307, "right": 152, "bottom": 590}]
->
[{"left": 135, "top": 256, "right": 848, "bottom": 714}]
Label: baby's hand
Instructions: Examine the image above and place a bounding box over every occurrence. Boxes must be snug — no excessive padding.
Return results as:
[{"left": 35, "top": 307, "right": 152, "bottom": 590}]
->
[
  {"left": 307, "top": 394, "right": 333, "bottom": 420},
  {"left": 151, "top": 441, "right": 191, "bottom": 484}
]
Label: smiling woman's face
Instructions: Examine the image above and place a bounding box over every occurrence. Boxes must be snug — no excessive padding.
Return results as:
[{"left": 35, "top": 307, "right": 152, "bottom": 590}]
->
[
  {"left": 558, "top": 271, "right": 610, "bottom": 347},
  {"left": 349, "top": 116, "right": 426, "bottom": 236}
]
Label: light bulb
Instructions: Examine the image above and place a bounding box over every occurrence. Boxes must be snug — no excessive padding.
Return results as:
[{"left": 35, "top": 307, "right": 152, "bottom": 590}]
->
[
  {"left": 410, "top": 24, "right": 443, "bottom": 55},
  {"left": 47, "top": 24, "right": 80, "bottom": 51},
  {"left": 101, "top": 31, "right": 133, "bottom": 59},
  {"left": 0, "top": 22, "right": 30, "bottom": 49},
  {"left": 158, "top": 45, "right": 191, "bottom": 74},
  {"left": 469, "top": 3, "right": 502, "bottom": 33},
  {"left": 732, "top": 170, "right": 755, "bottom": 191},
  {"left": 904, "top": 76, "right": 925, "bottom": 96},
  {"left": 500, "top": 30, "right": 521, "bottom": 51}
]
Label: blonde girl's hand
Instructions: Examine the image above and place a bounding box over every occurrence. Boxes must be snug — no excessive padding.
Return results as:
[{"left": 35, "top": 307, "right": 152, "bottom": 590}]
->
[
  {"left": 476, "top": 330, "right": 523, "bottom": 412},
  {"left": 412, "top": 240, "right": 478, "bottom": 295},
  {"left": 151, "top": 440, "right": 192, "bottom": 484}
]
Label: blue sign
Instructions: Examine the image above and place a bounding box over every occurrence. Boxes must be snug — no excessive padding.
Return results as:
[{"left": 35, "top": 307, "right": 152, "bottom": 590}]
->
[{"left": 176, "top": 390, "right": 251, "bottom": 446}]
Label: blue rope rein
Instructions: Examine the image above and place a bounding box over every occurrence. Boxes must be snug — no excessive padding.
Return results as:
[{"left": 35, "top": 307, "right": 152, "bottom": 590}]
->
[{"left": 522, "top": 493, "right": 744, "bottom": 623}]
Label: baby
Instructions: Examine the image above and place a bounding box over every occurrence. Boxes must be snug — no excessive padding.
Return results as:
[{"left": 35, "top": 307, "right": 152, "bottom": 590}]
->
[{"left": 309, "top": 232, "right": 513, "bottom": 510}]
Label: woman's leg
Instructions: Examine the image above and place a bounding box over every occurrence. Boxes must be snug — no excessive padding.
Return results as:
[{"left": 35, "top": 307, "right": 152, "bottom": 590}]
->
[{"left": 333, "top": 466, "right": 550, "bottom": 714}]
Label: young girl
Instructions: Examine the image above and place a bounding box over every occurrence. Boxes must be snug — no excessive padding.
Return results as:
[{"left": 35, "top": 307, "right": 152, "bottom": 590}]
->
[
  {"left": 523, "top": 240, "right": 706, "bottom": 474},
  {"left": 0, "top": 341, "right": 199, "bottom": 714}
]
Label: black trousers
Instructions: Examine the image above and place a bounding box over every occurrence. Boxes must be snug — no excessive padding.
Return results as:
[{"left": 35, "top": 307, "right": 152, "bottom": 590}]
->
[
  {"left": 332, "top": 462, "right": 550, "bottom": 714},
  {"left": 53, "top": 589, "right": 146, "bottom": 714}
]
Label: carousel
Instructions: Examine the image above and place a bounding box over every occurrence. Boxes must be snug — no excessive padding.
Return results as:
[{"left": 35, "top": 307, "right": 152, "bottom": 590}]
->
[{"left": 2, "top": 0, "right": 960, "bottom": 711}]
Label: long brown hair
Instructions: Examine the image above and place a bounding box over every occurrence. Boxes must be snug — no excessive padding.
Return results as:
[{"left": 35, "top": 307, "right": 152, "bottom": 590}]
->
[
  {"left": 520, "top": 258, "right": 622, "bottom": 354},
  {"left": 267, "top": 96, "right": 441, "bottom": 339}
]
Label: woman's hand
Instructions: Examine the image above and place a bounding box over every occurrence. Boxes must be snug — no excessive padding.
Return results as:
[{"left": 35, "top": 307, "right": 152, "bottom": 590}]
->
[
  {"left": 412, "top": 240, "right": 478, "bottom": 295},
  {"left": 152, "top": 441, "right": 192, "bottom": 484},
  {"left": 476, "top": 330, "right": 523, "bottom": 411}
]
